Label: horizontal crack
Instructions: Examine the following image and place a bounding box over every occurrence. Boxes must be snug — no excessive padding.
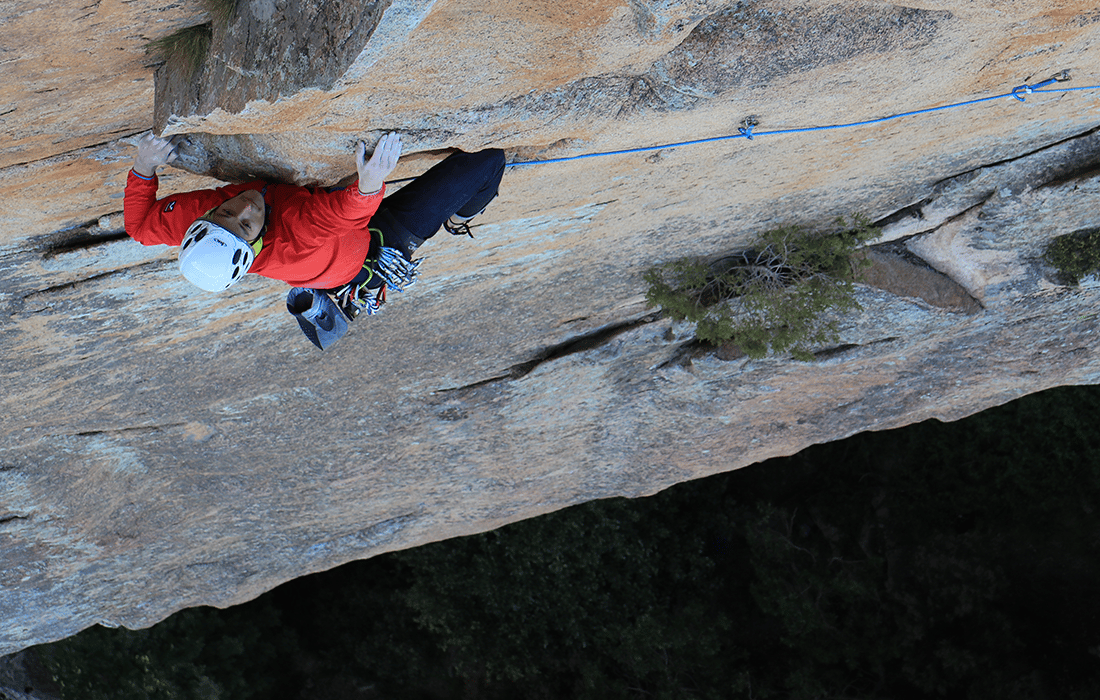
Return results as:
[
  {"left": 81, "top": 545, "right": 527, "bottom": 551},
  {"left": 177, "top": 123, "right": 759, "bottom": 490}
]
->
[
  {"left": 507, "top": 311, "right": 662, "bottom": 380},
  {"left": 0, "top": 514, "right": 31, "bottom": 526},
  {"left": 39, "top": 211, "right": 128, "bottom": 258},
  {"left": 22, "top": 270, "right": 128, "bottom": 301},
  {"left": 43, "top": 231, "right": 130, "bottom": 258},
  {"left": 948, "top": 123, "right": 1100, "bottom": 183},
  {"left": 433, "top": 373, "right": 513, "bottom": 394},
  {"left": 437, "top": 312, "right": 663, "bottom": 392},
  {"left": 873, "top": 123, "right": 1100, "bottom": 230},
  {"left": 18, "top": 260, "right": 173, "bottom": 304},
  {"left": 72, "top": 422, "right": 187, "bottom": 438},
  {"left": 3, "top": 129, "right": 145, "bottom": 169},
  {"left": 814, "top": 337, "right": 899, "bottom": 360},
  {"left": 1041, "top": 164, "right": 1100, "bottom": 190},
  {"left": 872, "top": 200, "right": 989, "bottom": 250}
]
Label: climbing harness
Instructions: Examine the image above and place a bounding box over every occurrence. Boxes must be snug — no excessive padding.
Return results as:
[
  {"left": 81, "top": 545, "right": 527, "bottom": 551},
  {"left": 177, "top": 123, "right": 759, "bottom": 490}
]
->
[
  {"left": 332, "top": 280, "right": 387, "bottom": 319},
  {"left": 328, "top": 244, "right": 418, "bottom": 321}
]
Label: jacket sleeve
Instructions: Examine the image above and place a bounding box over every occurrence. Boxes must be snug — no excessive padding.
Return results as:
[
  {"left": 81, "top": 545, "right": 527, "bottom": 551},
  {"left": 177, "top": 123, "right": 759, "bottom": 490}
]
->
[
  {"left": 298, "top": 181, "right": 385, "bottom": 239},
  {"left": 123, "top": 170, "right": 180, "bottom": 246},
  {"left": 123, "top": 170, "right": 232, "bottom": 247}
]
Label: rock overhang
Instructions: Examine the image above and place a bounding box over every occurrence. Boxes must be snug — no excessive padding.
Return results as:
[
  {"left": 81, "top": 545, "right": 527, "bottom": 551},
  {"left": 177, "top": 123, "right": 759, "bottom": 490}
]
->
[{"left": 3, "top": 0, "right": 1100, "bottom": 655}]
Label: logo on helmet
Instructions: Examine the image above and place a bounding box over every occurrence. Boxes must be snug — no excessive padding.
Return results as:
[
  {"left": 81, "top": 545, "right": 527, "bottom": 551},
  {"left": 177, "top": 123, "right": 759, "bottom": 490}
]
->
[{"left": 178, "top": 219, "right": 256, "bottom": 292}]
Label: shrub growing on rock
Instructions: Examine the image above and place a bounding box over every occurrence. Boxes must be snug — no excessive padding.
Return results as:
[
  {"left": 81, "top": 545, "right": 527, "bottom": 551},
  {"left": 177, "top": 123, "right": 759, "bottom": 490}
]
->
[
  {"left": 144, "top": 24, "right": 212, "bottom": 78},
  {"left": 143, "top": 0, "right": 238, "bottom": 79},
  {"left": 644, "top": 216, "right": 879, "bottom": 360}
]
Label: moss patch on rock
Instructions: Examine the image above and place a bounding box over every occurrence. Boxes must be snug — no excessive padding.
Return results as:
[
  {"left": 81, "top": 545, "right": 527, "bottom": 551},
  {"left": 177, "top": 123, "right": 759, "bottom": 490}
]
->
[{"left": 1044, "top": 227, "right": 1100, "bottom": 285}]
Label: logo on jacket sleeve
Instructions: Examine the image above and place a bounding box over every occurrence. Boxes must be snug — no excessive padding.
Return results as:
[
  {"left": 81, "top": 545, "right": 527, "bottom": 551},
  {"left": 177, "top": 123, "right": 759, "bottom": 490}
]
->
[{"left": 164, "top": 201, "right": 176, "bottom": 213}]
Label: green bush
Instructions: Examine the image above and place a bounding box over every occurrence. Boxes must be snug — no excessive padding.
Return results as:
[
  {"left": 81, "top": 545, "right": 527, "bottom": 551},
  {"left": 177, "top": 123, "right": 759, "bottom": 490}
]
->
[
  {"left": 1043, "top": 227, "right": 1100, "bottom": 285},
  {"left": 143, "top": 0, "right": 239, "bottom": 79},
  {"left": 145, "top": 24, "right": 212, "bottom": 79},
  {"left": 644, "top": 217, "right": 879, "bottom": 360}
]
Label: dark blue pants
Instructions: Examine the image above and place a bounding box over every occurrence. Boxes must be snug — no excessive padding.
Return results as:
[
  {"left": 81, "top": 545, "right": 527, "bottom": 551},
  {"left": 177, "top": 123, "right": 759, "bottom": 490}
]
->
[
  {"left": 337, "top": 148, "right": 505, "bottom": 289},
  {"left": 373, "top": 148, "right": 506, "bottom": 261}
]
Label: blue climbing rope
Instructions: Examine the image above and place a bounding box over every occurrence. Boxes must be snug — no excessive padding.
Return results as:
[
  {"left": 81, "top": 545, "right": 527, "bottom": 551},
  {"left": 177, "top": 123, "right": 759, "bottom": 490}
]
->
[{"left": 384, "top": 73, "right": 1099, "bottom": 181}]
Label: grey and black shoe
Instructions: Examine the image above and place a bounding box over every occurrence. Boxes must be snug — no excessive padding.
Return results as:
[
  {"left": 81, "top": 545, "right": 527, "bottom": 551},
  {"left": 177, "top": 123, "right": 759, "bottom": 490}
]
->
[{"left": 443, "top": 215, "right": 474, "bottom": 238}]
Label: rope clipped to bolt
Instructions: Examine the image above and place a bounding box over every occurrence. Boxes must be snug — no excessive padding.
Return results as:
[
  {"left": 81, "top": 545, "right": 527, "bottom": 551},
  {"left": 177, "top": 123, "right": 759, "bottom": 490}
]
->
[{"left": 383, "top": 70, "right": 1096, "bottom": 183}]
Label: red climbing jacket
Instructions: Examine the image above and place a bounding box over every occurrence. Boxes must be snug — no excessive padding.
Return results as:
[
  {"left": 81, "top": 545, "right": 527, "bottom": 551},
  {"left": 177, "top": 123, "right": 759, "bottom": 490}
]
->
[{"left": 124, "top": 170, "right": 384, "bottom": 289}]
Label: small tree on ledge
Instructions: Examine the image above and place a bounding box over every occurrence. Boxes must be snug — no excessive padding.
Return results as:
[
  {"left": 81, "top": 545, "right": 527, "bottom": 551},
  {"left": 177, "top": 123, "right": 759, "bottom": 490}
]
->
[{"left": 644, "top": 216, "right": 879, "bottom": 361}]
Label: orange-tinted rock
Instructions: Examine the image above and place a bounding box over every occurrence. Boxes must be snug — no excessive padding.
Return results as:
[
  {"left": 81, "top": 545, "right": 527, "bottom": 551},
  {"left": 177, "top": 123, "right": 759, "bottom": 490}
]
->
[{"left": 3, "top": 0, "right": 1100, "bottom": 654}]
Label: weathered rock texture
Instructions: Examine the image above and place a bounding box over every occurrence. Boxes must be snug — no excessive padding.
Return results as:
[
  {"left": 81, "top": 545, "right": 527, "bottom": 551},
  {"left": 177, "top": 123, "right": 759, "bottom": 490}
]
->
[{"left": 3, "top": 0, "right": 1100, "bottom": 655}]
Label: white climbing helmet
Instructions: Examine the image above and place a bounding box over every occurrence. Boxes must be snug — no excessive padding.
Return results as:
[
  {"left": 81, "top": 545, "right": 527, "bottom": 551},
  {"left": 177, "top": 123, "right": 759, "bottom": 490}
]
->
[{"left": 178, "top": 219, "right": 256, "bottom": 292}]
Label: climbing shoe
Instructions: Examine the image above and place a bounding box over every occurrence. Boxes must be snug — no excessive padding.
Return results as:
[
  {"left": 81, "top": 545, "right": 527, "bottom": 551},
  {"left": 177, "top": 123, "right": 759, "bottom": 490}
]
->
[{"left": 443, "top": 215, "right": 475, "bottom": 238}]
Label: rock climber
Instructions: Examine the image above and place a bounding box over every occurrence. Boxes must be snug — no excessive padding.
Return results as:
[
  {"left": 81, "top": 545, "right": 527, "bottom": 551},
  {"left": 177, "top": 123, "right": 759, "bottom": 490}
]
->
[{"left": 124, "top": 131, "right": 506, "bottom": 347}]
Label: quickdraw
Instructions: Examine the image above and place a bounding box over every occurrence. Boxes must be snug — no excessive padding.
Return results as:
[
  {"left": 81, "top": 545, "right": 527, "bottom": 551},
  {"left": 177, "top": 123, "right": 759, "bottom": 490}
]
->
[{"left": 376, "top": 246, "right": 421, "bottom": 292}]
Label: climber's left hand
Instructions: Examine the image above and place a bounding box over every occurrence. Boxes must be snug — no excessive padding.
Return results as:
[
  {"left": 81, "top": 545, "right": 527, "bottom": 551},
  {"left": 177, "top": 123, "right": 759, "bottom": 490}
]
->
[{"left": 133, "top": 132, "right": 179, "bottom": 178}]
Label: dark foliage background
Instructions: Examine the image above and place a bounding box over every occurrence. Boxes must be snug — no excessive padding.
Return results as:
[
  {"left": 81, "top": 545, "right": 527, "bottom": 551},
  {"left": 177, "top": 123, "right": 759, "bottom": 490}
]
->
[{"left": 34, "top": 384, "right": 1100, "bottom": 699}]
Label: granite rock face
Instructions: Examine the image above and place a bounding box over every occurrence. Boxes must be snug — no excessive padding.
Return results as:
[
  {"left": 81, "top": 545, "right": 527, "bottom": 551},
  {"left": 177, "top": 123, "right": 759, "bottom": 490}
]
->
[{"left": 3, "top": 0, "right": 1100, "bottom": 654}]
